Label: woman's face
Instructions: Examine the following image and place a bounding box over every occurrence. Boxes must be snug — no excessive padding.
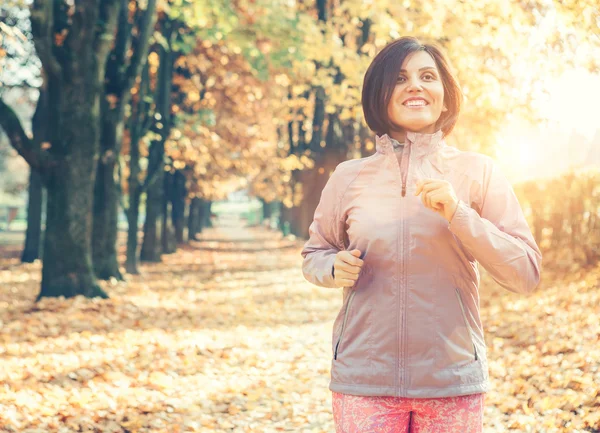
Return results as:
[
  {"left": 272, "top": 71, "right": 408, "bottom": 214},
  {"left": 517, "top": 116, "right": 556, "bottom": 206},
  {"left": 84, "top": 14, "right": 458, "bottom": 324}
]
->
[{"left": 387, "top": 50, "right": 446, "bottom": 134}]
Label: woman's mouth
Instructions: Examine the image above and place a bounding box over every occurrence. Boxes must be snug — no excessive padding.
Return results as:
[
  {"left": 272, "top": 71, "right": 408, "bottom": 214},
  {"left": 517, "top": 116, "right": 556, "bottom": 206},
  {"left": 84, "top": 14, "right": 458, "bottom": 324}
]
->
[{"left": 403, "top": 99, "right": 429, "bottom": 108}]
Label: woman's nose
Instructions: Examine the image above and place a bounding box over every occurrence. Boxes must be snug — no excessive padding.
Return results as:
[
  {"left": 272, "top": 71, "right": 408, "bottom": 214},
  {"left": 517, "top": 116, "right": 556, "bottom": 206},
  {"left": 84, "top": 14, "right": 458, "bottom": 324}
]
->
[{"left": 405, "top": 78, "right": 424, "bottom": 92}]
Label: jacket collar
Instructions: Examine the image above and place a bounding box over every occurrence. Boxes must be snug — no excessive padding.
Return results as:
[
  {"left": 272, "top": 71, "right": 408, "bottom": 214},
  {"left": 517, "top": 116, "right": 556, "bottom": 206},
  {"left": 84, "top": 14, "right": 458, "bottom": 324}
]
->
[{"left": 376, "top": 129, "right": 445, "bottom": 158}]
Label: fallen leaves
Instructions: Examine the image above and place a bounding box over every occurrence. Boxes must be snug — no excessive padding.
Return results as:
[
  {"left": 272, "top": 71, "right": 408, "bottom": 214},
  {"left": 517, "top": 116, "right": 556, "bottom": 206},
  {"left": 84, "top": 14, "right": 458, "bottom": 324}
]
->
[
  {"left": 480, "top": 262, "right": 600, "bottom": 432},
  {"left": 0, "top": 226, "right": 599, "bottom": 432}
]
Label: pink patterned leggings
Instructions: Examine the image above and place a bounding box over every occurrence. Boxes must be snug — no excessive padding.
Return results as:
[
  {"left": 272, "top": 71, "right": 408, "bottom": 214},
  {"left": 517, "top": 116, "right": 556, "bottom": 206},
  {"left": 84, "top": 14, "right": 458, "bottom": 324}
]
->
[{"left": 332, "top": 391, "right": 484, "bottom": 433}]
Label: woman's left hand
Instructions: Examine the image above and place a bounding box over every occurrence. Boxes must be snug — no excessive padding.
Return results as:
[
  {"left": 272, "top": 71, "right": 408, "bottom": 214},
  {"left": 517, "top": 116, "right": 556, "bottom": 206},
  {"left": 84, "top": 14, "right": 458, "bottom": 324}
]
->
[{"left": 415, "top": 179, "right": 459, "bottom": 222}]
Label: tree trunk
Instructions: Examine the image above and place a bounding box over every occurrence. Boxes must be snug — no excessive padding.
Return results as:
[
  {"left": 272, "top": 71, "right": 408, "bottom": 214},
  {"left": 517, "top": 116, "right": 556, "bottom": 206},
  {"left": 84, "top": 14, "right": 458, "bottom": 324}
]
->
[
  {"left": 162, "top": 169, "right": 177, "bottom": 254},
  {"left": 261, "top": 198, "right": 272, "bottom": 219},
  {"left": 125, "top": 184, "right": 141, "bottom": 274},
  {"left": 22, "top": 168, "right": 44, "bottom": 263},
  {"left": 125, "top": 117, "right": 143, "bottom": 274},
  {"left": 1, "top": 1, "right": 121, "bottom": 299},
  {"left": 92, "top": 0, "right": 157, "bottom": 279},
  {"left": 203, "top": 200, "right": 213, "bottom": 229},
  {"left": 40, "top": 161, "right": 108, "bottom": 300},
  {"left": 187, "top": 197, "right": 200, "bottom": 241},
  {"left": 22, "top": 85, "right": 48, "bottom": 263},
  {"left": 140, "top": 142, "right": 164, "bottom": 262},
  {"left": 125, "top": 60, "right": 154, "bottom": 274},
  {"left": 172, "top": 169, "right": 186, "bottom": 244},
  {"left": 196, "top": 198, "right": 206, "bottom": 234},
  {"left": 140, "top": 17, "right": 176, "bottom": 260},
  {"left": 92, "top": 102, "right": 125, "bottom": 280}
]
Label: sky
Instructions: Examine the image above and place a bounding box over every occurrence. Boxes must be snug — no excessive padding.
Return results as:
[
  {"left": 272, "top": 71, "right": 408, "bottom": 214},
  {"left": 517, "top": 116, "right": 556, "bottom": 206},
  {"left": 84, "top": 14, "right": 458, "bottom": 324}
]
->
[{"left": 494, "top": 69, "right": 600, "bottom": 183}]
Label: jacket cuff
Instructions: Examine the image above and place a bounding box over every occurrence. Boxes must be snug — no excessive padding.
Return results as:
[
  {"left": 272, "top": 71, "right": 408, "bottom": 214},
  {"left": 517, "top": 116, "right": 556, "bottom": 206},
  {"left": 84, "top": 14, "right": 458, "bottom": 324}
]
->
[
  {"left": 448, "top": 199, "right": 467, "bottom": 229},
  {"left": 324, "top": 253, "right": 337, "bottom": 287},
  {"left": 303, "top": 252, "right": 338, "bottom": 288}
]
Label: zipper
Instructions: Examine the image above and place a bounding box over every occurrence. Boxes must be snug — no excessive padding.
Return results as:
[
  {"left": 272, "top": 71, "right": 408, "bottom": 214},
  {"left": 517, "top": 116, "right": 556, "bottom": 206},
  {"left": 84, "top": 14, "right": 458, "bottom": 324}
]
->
[
  {"left": 334, "top": 289, "right": 357, "bottom": 360},
  {"left": 400, "top": 143, "right": 411, "bottom": 394},
  {"left": 400, "top": 209, "right": 406, "bottom": 394},
  {"left": 400, "top": 142, "right": 412, "bottom": 197},
  {"left": 389, "top": 141, "right": 412, "bottom": 394},
  {"left": 391, "top": 142, "right": 411, "bottom": 394},
  {"left": 454, "top": 288, "right": 478, "bottom": 361}
]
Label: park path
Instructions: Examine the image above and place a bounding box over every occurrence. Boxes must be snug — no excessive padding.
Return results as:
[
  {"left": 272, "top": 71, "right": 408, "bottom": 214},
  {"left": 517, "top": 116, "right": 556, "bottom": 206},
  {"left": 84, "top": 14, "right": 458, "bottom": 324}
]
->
[{"left": 0, "top": 220, "right": 599, "bottom": 432}]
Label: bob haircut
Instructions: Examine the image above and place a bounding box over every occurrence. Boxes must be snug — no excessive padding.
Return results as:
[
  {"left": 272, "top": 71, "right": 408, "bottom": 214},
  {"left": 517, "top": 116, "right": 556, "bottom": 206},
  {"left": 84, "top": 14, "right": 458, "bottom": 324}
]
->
[{"left": 361, "top": 36, "right": 462, "bottom": 137}]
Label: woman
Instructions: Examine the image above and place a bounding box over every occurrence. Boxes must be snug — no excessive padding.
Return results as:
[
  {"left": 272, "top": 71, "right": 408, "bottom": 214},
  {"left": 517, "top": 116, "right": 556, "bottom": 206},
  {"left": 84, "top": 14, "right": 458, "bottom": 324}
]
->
[{"left": 300, "top": 36, "right": 542, "bottom": 432}]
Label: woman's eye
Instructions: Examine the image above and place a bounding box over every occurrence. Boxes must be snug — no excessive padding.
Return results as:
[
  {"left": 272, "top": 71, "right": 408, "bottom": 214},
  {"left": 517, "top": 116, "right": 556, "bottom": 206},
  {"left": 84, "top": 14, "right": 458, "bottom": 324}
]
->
[{"left": 396, "top": 74, "right": 435, "bottom": 83}]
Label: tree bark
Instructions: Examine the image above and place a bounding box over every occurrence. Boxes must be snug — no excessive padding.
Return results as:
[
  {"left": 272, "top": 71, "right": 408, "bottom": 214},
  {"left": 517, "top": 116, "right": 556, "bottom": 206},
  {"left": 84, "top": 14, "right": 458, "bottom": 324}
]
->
[
  {"left": 125, "top": 182, "right": 141, "bottom": 274},
  {"left": 260, "top": 197, "right": 272, "bottom": 220},
  {"left": 140, "top": 16, "right": 176, "bottom": 261},
  {"left": 140, "top": 142, "right": 165, "bottom": 262},
  {"left": 22, "top": 168, "right": 44, "bottom": 263},
  {"left": 21, "top": 84, "right": 49, "bottom": 263},
  {"left": 187, "top": 197, "right": 200, "bottom": 241},
  {"left": 125, "top": 61, "right": 154, "bottom": 274},
  {"left": 4, "top": 0, "right": 122, "bottom": 300},
  {"left": 203, "top": 200, "right": 213, "bottom": 229},
  {"left": 162, "top": 169, "right": 177, "bottom": 254},
  {"left": 92, "top": 101, "right": 125, "bottom": 280},
  {"left": 172, "top": 170, "right": 186, "bottom": 244},
  {"left": 92, "top": 0, "right": 157, "bottom": 279}
]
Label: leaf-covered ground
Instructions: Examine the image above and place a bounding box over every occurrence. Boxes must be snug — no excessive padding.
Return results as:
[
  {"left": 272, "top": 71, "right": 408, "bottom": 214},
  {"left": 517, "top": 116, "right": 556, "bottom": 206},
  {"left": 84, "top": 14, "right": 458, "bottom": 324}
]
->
[{"left": 0, "top": 225, "right": 598, "bottom": 432}]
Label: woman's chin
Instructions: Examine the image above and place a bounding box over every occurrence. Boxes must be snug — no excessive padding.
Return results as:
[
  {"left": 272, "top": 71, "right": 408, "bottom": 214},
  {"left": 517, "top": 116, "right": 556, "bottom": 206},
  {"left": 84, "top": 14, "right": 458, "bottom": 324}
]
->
[{"left": 395, "top": 123, "right": 436, "bottom": 133}]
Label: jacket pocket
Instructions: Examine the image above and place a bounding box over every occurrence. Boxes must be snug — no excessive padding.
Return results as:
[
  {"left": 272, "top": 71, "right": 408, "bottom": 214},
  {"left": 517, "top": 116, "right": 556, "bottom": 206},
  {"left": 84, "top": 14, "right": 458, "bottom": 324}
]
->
[
  {"left": 454, "top": 287, "right": 478, "bottom": 361},
  {"left": 334, "top": 289, "right": 356, "bottom": 360}
]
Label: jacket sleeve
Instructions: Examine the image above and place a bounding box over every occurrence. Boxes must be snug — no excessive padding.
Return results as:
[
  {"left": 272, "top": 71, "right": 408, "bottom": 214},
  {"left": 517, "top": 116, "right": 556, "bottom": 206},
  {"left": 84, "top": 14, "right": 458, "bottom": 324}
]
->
[
  {"left": 448, "top": 157, "right": 542, "bottom": 294},
  {"left": 300, "top": 166, "right": 346, "bottom": 288}
]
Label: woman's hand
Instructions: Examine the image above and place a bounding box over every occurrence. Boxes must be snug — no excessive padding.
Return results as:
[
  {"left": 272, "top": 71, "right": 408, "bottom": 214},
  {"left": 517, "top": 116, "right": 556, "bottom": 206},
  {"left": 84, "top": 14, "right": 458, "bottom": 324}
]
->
[
  {"left": 415, "top": 179, "right": 459, "bottom": 222},
  {"left": 333, "top": 249, "right": 364, "bottom": 288}
]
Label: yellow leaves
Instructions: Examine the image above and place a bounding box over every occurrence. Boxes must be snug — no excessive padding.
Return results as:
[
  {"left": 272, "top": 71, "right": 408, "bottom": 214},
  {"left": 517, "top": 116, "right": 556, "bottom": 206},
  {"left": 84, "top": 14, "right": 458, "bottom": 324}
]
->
[
  {"left": 2, "top": 228, "right": 600, "bottom": 431},
  {"left": 147, "top": 371, "right": 173, "bottom": 390},
  {"left": 480, "top": 259, "right": 600, "bottom": 431}
]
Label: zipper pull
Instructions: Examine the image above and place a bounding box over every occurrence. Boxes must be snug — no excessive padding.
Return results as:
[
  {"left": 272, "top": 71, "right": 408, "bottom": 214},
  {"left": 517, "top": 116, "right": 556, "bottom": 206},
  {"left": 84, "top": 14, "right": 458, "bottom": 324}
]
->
[{"left": 401, "top": 143, "right": 410, "bottom": 198}]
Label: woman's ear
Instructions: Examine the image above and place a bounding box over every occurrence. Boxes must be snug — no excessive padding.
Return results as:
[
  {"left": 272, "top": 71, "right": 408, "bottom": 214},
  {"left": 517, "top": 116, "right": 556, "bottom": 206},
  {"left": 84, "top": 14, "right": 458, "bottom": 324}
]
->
[{"left": 442, "top": 105, "right": 448, "bottom": 112}]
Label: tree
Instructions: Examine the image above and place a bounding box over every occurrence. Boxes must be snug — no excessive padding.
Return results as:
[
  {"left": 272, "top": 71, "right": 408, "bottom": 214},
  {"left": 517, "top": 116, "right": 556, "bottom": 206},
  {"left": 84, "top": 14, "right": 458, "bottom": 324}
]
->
[
  {"left": 92, "top": 0, "right": 157, "bottom": 280},
  {"left": 0, "top": 0, "right": 121, "bottom": 300},
  {"left": 0, "top": 2, "right": 44, "bottom": 263},
  {"left": 140, "top": 13, "right": 180, "bottom": 262}
]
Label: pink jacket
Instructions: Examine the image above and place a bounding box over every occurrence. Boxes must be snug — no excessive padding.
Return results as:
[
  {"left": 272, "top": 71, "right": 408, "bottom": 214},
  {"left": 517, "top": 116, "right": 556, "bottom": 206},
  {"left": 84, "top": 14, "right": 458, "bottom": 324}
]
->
[{"left": 300, "top": 129, "right": 542, "bottom": 398}]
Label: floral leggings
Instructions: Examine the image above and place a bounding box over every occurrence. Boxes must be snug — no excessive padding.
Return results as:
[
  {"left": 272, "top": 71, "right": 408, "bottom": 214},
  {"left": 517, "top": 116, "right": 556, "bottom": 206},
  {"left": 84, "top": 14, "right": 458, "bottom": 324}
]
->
[{"left": 332, "top": 391, "right": 485, "bottom": 433}]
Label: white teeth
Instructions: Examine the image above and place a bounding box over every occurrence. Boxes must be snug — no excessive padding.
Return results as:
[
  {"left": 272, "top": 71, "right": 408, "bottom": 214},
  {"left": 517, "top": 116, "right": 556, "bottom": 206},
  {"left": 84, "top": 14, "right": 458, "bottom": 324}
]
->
[{"left": 404, "top": 100, "right": 427, "bottom": 107}]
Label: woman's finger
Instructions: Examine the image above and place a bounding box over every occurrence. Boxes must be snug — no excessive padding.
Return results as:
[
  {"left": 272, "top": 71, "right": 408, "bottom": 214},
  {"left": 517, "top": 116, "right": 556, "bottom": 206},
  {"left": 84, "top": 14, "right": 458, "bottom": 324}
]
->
[
  {"left": 337, "top": 278, "right": 357, "bottom": 287},
  {"left": 340, "top": 254, "right": 364, "bottom": 267},
  {"left": 424, "top": 190, "right": 433, "bottom": 209},
  {"left": 336, "top": 265, "right": 361, "bottom": 277}
]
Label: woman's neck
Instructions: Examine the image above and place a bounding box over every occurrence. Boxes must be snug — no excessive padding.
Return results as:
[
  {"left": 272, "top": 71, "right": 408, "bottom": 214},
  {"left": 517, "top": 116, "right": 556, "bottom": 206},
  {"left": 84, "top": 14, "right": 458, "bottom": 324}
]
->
[{"left": 388, "top": 131, "right": 407, "bottom": 143}]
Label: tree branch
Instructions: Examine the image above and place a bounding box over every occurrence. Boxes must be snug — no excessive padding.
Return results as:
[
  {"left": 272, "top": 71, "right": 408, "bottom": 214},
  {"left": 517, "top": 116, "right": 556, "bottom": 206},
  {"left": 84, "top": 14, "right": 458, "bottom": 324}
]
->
[
  {"left": 140, "top": 146, "right": 163, "bottom": 193},
  {"left": 123, "top": 0, "right": 157, "bottom": 102},
  {"left": 112, "top": 0, "right": 133, "bottom": 77},
  {"left": 29, "top": 0, "right": 62, "bottom": 79},
  {"left": 93, "top": 0, "right": 122, "bottom": 68},
  {"left": 0, "top": 97, "right": 52, "bottom": 172}
]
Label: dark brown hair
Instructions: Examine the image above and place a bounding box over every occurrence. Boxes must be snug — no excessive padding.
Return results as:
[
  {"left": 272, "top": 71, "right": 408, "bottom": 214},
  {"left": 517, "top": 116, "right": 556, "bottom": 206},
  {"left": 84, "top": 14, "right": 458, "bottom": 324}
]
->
[{"left": 361, "top": 36, "right": 462, "bottom": 137}]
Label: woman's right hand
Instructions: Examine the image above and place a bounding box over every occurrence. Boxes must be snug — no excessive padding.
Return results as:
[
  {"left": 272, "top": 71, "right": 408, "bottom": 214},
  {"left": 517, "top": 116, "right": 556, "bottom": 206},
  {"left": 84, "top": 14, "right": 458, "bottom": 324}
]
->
[{"left": 333, "top": 249, "right": 364, "bottom": 288}]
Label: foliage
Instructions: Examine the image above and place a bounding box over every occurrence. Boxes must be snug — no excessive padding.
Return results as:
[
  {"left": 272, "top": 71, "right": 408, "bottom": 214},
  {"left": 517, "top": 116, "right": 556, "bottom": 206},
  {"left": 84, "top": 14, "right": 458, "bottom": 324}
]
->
[{"left": 515, "top": 166, "right": 600, "bottom": 268}]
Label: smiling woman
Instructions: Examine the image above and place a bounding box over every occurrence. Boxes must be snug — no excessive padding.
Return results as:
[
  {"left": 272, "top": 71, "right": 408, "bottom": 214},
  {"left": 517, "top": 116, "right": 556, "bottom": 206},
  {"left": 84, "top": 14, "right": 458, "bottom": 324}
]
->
[
  {"left": 302, "top": 35, "right": 542, "bottom": 433},
  {"left": 387, "top": 52, "right": 447, "bottom": 135},
  {"left": 362, "top": 38, "right": 462, "bottom": 143}
]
